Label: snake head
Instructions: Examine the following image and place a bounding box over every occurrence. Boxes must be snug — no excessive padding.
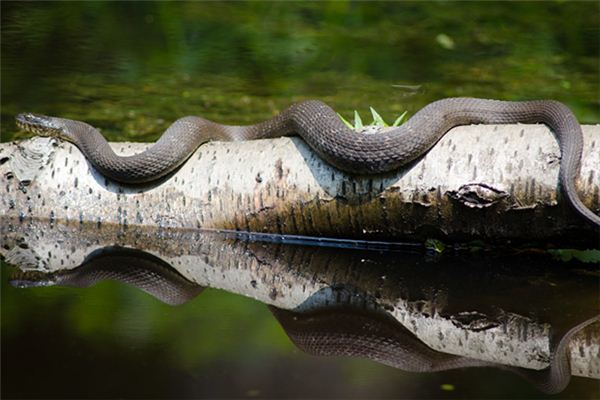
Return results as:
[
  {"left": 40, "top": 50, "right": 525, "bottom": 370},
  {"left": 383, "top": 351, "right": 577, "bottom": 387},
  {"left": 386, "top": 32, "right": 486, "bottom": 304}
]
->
[{"left": 15, "top": 113, "right": 63, "bottom": 136}]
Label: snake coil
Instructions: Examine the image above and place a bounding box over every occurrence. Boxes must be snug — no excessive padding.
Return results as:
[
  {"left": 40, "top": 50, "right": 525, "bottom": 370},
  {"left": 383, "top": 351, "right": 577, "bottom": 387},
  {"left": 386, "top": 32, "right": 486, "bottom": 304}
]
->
[{"left": 16, "top": 97, "right": 600, "bottom": 227}]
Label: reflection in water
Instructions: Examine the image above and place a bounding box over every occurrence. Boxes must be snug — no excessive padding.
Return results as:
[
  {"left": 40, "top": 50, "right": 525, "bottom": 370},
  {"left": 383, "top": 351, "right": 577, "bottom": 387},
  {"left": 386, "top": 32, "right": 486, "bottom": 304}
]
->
[
  {"left": 11, "top": 247, "right": 204, "bottom": 306},
  {"left": 4, "top": 224, "right": 599, "bottom": 395},
  {"left": 271, "top": 300, "right": 597, "bottom": 395}
]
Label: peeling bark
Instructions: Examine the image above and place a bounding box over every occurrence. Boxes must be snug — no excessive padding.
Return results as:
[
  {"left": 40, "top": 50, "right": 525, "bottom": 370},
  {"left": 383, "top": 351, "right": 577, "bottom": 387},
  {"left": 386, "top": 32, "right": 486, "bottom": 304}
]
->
[{"left": 1, "top": 124, "right": 599, "bottom": 244}]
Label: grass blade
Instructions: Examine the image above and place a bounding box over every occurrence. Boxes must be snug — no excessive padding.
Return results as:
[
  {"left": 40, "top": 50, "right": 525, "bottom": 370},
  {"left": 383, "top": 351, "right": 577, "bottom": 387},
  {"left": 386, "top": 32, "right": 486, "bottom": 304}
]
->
[
  {"left": 354, "top": 110, "right": 363, "bottom": 130},
  {"left": 392, "top": 111, "right": 408, "bottom": 126},
  {"left": 337, "top": 113, "right": 354, "bottom": 129},
  {"left": 370, "top": 107, "right": 388, "bottom": 127}
]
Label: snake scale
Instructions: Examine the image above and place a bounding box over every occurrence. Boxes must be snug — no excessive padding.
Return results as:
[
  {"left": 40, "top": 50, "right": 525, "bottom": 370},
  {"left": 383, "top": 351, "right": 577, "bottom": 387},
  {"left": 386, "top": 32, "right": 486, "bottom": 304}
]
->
[{"left": 15, "top": 97, "right": 600, "bottom": 227}]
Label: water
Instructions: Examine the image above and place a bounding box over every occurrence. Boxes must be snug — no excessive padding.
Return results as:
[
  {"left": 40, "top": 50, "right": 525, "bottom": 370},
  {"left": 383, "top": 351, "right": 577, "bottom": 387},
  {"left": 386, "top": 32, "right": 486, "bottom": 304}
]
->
[
  {"left": 2, "top": 221, "right": 599, "bottom": 398},
  {"left": 1, "top": 2, "right": 599, "bottom": 398},
  {"left": 2, "top": 2, "right": 599, "bottom": 143}
]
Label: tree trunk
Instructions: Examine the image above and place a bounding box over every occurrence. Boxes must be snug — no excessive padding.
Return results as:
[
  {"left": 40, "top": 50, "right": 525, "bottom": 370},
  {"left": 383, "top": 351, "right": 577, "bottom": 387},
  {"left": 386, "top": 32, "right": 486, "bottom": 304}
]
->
[{"left": 1, "top": 124, "right": 598, "bottom": 245}]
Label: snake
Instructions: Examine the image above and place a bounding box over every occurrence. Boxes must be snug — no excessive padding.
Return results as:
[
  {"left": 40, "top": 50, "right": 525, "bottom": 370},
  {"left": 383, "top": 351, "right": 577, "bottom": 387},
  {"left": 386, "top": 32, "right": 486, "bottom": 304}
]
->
[
  {"left": 15, "top": 97, "right": 600, "bottom": 227},
  {"left": 10, "top": 245, "right": 598, "bottom": 395},
  {"left": 271, "top": 305, "right": 600, "bottom": 395},
  {"left": 10, "top": 246, "right": 204, "bottom": 306}
]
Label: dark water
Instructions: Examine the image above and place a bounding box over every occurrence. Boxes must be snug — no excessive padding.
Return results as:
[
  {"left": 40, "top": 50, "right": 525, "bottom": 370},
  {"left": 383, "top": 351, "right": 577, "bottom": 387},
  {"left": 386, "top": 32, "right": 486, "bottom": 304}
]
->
[
  {"left": 2, "top": 222, "right": 600, "bottom": 399},
  {"left": 1, "top": 2, "right": 599, "bottom": 399}
]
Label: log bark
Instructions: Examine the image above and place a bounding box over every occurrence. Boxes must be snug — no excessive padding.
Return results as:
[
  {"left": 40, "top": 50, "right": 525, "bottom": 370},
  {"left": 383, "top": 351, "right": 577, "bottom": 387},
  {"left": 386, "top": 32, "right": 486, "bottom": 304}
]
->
[{"left": 1, "top": 124, "right": 599, "bottom": 245}]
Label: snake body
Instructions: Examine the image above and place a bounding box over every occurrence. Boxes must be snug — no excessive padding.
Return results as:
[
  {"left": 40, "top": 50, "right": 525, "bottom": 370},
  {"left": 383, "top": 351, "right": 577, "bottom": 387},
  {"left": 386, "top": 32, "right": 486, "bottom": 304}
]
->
[
  {"left": 271, "top": 305, "right": 599, "bottom": 395},
  {"left": 10, "top": 247, "right": 204, "bottom": 305},
  {"left": 15, "top": 98, "right": 600, "bottom": 227}
]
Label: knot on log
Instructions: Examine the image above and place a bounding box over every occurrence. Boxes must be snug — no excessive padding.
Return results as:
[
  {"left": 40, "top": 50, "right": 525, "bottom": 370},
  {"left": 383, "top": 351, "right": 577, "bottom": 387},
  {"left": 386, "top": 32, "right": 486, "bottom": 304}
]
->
[
  {"left": 446, "top": 183, "right": 510, "bottom": 209},
  {"left": 450, "top": 311, "right": 501, "bottom": 332}
]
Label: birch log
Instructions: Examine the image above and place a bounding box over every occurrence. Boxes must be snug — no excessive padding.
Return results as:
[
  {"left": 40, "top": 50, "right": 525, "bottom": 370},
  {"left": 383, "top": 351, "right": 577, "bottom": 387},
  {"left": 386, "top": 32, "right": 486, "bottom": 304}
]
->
[{"left": 1, "top": 124, "right": 599, "bottom": 244}]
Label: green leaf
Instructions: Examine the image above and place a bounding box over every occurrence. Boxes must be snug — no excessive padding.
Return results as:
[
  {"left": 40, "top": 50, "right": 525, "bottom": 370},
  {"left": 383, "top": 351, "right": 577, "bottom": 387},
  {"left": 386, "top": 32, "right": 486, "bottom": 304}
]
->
[
  {"left": 392, "top": 111, "right": 408, "bottom": 126},
  {"left": 370, "top": 107, "right": 388, "bottom": 127},
  {"left": 425, "top": 238, "right": 446, "bottom": 254},
  {"left": 548, "top": 249, "right": 600, "bottom": 263},
  {"left": 353, "top": 110, "right": 363, "bottom": 130},
  {"left": 337, "top": 113, "right": 354, "bottom": 129}
]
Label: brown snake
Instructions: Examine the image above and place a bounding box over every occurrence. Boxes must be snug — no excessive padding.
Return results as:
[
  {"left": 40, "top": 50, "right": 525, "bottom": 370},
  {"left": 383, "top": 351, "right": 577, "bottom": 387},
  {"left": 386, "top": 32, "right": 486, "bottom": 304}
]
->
[{"left": 15, "top": 98, "right": 600, "bottom": 227}]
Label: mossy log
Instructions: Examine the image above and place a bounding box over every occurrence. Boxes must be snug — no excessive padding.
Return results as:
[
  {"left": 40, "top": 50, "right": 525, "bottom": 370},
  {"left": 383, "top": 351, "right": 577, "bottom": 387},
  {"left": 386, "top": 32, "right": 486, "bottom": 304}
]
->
[{"left": 1, "top": 124, "right": 599, "bottom": 245}]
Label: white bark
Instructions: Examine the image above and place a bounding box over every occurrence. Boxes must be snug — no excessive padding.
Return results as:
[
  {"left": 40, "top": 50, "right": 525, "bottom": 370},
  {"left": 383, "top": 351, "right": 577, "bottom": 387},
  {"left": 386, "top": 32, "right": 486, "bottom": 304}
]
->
[{"left": 1, "top": 124, "right": 599, "bottom": 243}]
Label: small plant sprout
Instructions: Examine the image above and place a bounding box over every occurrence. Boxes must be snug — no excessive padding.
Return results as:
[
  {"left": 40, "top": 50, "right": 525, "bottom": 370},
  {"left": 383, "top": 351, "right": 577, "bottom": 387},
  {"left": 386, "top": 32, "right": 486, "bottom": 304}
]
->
[
  {"left": 337, "top": 108, "right": 408, "bottom": 132},
  {"left": 425, "top": 238, "right": 446, "bottom": 254},
  {"left": 392, "top": 111, "right": 408, "bottom": 126},
  {"left": 370, "top": 107, "right": 387, "bottom": 127},
  {"left": 337, "top": 113, "right": 354, "bottom": 129},
  {"left": 353, "top": 110, "right": 363, "bottom": 130}
]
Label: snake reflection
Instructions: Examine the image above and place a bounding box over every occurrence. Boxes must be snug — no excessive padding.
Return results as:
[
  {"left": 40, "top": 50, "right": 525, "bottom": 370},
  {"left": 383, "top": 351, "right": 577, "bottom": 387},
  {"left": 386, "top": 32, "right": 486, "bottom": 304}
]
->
[{"left": 9, "top": 246, "right": 599, "bottom": 394}]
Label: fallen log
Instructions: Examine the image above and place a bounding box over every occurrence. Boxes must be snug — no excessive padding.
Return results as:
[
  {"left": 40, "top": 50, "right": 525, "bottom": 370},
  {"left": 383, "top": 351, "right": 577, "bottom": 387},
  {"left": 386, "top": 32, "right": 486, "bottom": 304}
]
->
[{"left": 1, "top": 124, "right": 599, "bottom": 245}]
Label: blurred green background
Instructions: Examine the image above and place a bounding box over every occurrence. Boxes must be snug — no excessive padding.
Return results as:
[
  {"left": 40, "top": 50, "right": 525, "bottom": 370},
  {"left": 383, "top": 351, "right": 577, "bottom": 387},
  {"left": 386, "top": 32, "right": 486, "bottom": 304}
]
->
[
  {"left": 1, "top": 1, "right": 599, "bottom": 398},
  {"left": 2, "top": 1, "right": 599, "bottom": 142}
]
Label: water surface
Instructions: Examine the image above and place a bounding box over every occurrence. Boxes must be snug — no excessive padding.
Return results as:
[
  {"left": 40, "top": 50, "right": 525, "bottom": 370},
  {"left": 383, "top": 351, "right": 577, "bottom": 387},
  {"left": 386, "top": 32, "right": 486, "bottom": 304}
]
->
[
  {"left": 2, "top": 1, "right": 599, "bottom": 143},
  {"left": 1, "top": 2, "right": 599, "bottom": 399}
]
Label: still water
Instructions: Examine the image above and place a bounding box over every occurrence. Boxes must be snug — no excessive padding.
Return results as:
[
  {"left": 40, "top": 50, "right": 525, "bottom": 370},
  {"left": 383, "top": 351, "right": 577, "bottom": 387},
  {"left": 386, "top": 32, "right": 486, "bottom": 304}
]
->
[
  {"left": 1, "top": 2, "right": 599, "bottom": 399},
  {"left": 2, "top": 221, "right": 599, "bottom": 398}
]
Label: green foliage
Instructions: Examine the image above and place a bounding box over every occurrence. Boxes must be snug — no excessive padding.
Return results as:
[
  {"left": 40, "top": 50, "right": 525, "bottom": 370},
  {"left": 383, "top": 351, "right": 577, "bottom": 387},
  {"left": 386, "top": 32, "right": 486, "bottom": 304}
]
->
[
  {"left": 370, "top": 107, "right": 387, "bottom": 127},
  {"left": 425, "top": 238, "right": 446, "bottom": 254},
  {"left": 337, "top": 108, "right": 408, "bottom": 131},
  {"left": 353, "top": 110, "right": 363, "bottom": 130},
  {"left": 392, "top": 111, "right": 408, "bottom": 127},
  {"left": 337, "top": 112, "right": 354, "bottom": 129},
  {"left": 2, "top": 1, "right": 599, "bottom": 142},
  {"left": 548, "top": 249, "right": 600, "bottom": 264}
]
